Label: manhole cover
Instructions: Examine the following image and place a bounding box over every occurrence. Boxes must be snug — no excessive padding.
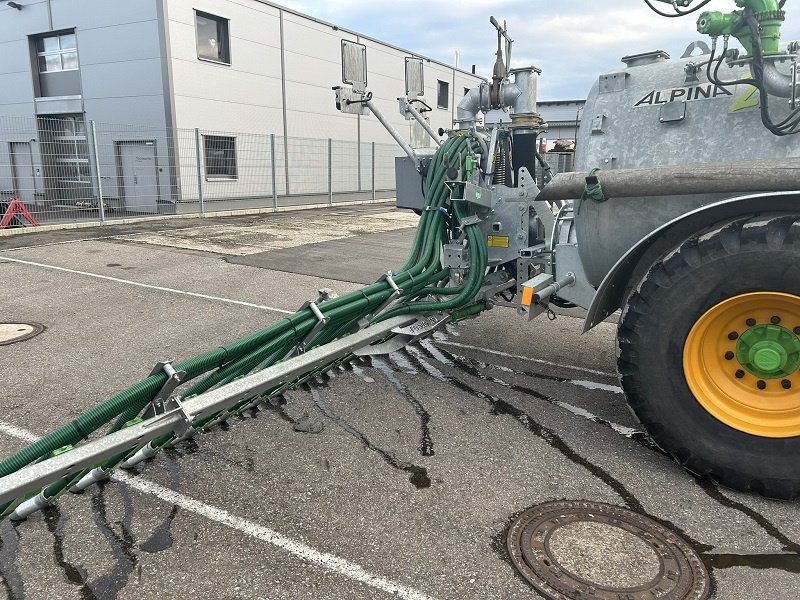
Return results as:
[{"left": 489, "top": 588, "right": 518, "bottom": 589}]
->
[
  {"left": 0, "top": 322, "right": 45, "bottom": 346},
  {"left": 507, "top": 501, "right": 710, "bottom": 600}
]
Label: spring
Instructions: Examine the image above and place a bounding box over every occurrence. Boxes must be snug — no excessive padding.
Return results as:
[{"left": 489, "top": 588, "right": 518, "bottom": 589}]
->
[{"left": 493, "top": 150, "right": 507, "bottom": 185}]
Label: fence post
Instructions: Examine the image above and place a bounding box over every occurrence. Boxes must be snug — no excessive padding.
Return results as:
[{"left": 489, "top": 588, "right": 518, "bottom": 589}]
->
[
  {"left": 371, "top": 142, "right": 376, "bottom": 202},
  {"left": 89, "top": 120, "right": 106, "bottom": 223},
  {"left": 270, "top": 134, "right": 278, "bottom": 211},
  {"left": 194, "top": 128, "right": 205, "bottom": 216},
  {"left": 328, "top": 138, "right": 333, "bottom": 206}
]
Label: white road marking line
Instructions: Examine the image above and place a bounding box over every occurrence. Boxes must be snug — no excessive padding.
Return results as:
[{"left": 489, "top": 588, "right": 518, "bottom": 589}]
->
[
  {"left": 0, "top": 422, "right": 39, "bottom": 443},
  {"left": 437, "top": 341, "right": 617, "bottom": 378},
  {"left": 0, "top": 421, "right": 439, "bottom": 600},
  {"left": 0, "top": 255, "right": 293, "bottom": 315},
  {"left": 550, "top": 401, "right": 643, "bottom": 438},
  {"left": 569, "top": 380, "right": 624, "bottom": 394},
  {"left": 0, "top": 231, "right": 158, "bottom": 253}
]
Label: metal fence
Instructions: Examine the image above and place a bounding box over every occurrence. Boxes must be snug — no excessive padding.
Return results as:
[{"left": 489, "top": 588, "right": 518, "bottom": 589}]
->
[
  {"left": 534, "top": 151, "right": 575, "bottom": 186},
  {"left": 0, "top": 115, "right": 401, "bottom": 227}
]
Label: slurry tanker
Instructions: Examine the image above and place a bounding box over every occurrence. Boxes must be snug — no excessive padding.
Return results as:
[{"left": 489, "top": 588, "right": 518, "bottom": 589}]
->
[{"left": 1, "top": 0, "right": 799, "bottom": 524}]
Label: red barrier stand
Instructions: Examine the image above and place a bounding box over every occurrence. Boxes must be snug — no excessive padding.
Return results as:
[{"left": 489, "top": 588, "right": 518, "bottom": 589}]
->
[{"left": 0, "top": 197, "right": 39, "bottom": 229}]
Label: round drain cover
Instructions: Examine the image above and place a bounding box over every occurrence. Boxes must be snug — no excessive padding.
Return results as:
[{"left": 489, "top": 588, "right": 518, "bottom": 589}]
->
[
  {"left": 507, "top": 501, "right": 709, "bottom": 600},
  {"left": 0, "top": 322, "right": 45, "bottom": 346}
]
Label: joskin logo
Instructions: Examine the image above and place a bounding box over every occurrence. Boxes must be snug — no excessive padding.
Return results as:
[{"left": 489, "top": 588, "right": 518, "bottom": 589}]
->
[{"left": 634, "top": 84, "right": 732, "bottom": 107}]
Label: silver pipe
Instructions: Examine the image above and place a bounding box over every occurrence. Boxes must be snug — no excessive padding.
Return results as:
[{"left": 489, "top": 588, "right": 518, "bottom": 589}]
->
[
  {"left": 762, "top": 60, "right": 794, "bottom": 98},
  {"left": 456, "top": 85, "right": 483, "bottom": 126},
  {"left": 403, "top": 101, "right": 443, "bottom": 146},
  {"left": 507, "top": 68, "right": 539, "bottom": 116},
  {"left": 10, "top": 490, "right": 50, "bottom": 521},
  {"left": 537, "top": 157, "right": 800, "bottom": 202},
  {"left": 365, "top": 100, "right": 417, "bottom": 162},
  {"left": 533, "top": 273, "right": 576, "bottom": 304},
  {"left": 69, "top": 467, "right": 109, "bottom": 493},
  {"left": 120, "top": 441, "right": 159, "bottom": 469}
]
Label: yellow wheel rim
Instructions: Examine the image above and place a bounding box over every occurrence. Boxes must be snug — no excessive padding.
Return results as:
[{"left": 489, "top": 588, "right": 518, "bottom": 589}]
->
[{"left": 684, "top": 292, "right": 800, "bottom": 438}]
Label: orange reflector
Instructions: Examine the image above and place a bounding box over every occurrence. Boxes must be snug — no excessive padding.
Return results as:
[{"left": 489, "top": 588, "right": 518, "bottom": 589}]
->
[{"left": 521, "top": 286, "right": 534, "bottom": 307}]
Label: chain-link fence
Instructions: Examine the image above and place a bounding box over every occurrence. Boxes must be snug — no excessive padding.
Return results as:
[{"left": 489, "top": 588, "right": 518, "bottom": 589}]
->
[{"left": 0, "top": 115, "right": 400, "bottom": 228}]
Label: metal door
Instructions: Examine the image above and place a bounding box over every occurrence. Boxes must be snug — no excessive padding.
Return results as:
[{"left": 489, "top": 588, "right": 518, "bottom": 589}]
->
[
  {"left": 10, "top": 142, "right": 37, "bottom": 205},
  {"left": 119, "top": 142, "right": 158, "bottom": 214}
]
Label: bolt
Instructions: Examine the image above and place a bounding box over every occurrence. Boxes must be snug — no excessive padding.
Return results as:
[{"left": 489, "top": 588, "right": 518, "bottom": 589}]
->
[
  {"left": 728, "top": 331, "right": 739, "bottom": 341},
  {"left": 771, "top": 316, "right": 782, "bottom": 325},
  {"left": 735, "top": 370, "right": 746, "bottom": 379},
  {"left": 725, "top": 351, "right": 735, "bottom": 361},
  {"left": 757, "top": 380, "right": 767, "bottom": 390},
  {"left": 746, "top": 318, "right": 757, "bottom": 327},
  {"left": 782, "top": 380, "right": 793, "bottom": 390}
]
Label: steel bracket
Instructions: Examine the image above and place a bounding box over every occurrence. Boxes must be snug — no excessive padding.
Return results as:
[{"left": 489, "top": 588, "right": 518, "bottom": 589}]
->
[
  {"left": 142, "top": 361, "right": 187, "bottom": 420},
  {"left": 359, "top": 272, "right": 402, "bottom": 327},
  {"left": 142, "top": 395, "right": 193, "bottom": 440},
  {"left": 294, "top": 301, "right": 328, "bottom": 355},
  {"left": 353, "top": 312, "right": 452, "bottom": 356},
  {"left": 459, "top": 215, "right": 483, "bottom": 230}
]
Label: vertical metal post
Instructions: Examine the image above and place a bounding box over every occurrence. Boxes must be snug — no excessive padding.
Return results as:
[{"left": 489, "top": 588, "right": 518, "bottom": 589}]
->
[
  {"left": 270, "top": 134, "right": 278, "bottom": 211},
  {"left": 328, "top": 138, "right": 333, "bottom": 206},
  {"left": 194, "top": 128, "right": 205, "bottom": 216},
  {"left": 371, "top": 142, "right": 376, "bottom": 202},
  {"left": 89, "top": 120, "right": 105, "bottom": 223}
]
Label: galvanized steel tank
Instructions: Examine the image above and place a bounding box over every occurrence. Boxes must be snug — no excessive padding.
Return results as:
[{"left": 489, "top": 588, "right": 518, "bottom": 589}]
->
[{"left": 573, "top": 46, "right": 800, "bottom": 287}]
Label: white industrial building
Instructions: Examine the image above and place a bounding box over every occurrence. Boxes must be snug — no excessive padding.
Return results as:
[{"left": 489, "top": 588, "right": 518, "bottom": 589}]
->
[{"left": 0, "top": 0, "right": 482, "bottom": 217}]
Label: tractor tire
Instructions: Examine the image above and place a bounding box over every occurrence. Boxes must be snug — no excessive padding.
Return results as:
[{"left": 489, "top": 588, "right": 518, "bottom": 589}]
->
[{"left": 617, "top": 213, "right": 800, "bottom": 499}]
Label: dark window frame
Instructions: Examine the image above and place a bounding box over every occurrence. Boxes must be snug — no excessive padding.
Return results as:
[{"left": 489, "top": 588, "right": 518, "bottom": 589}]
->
[
  {"left": 437, "top": 80, "right": 449, "bottom": 109},
  {"left": 203, "top": 134, "right": 238, "bottom": 180},
  {"left": 195, "top": 10, "right": 231, "bottom": 65}
]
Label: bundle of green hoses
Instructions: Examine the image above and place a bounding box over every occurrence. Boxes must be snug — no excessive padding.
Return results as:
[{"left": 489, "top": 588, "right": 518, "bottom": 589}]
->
[{"left": 0, "top": 133, "right": 488, "bottom": 520}]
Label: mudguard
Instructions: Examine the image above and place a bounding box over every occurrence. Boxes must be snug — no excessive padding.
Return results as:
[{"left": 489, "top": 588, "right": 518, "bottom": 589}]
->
[{"left": 583, "top": 191, "right": 800, "bottom": 332}]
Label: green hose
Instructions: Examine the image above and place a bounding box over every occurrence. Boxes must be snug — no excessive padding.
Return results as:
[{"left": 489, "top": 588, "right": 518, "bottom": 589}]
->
[{"left": 0, "top": 132, "right": 491, "bottom": 516}]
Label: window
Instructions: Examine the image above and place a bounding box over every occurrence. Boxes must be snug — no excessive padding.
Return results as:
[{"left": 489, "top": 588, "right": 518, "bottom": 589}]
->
[
  {"left": 36, "top": 31, "right": 78, "bottom": 73},
  {"left": 437, "top": 80, "right": 449, "bottom": 109},
  {"left": 203, "top": 135, "right": 237, "bottom": 179},
  {"left": 195, "top": 11, "right": 230, "bottom": 64}
]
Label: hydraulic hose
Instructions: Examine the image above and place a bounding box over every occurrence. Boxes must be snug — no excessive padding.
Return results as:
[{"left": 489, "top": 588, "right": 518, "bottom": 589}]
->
[{"left": 0, "top": 132, "right": 490, "bottom": 520}]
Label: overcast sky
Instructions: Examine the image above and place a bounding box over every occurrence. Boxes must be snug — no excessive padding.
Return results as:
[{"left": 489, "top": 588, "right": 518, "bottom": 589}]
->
[{"left": 281, "top": 0, "right": 800, "bottom": 100}]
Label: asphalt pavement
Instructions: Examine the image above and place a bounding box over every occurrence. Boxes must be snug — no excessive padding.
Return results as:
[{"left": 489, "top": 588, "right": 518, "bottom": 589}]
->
[{"left": 0, "top": 204, "right": 798, "bottom": 599}]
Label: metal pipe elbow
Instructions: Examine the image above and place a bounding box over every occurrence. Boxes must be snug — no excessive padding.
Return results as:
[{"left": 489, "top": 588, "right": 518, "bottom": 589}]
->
[
  {"left": 762, "top": 60, "right": 793, "bottom": 98},
  {"left": 500, "top": 82, "right": 523, "bottom": 113},
  {"left": 456, "top": 85, "right": 484, "bottom": 125}
]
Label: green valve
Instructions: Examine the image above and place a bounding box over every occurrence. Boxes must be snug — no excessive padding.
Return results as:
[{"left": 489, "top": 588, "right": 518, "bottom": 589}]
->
[
  {"left": 697, "top": 1, "right": 784, "bottom": 56},
  {"left": 736, "top": 324, "right": 800, "bottom": 379},
  {"left": 697, "top": 11, "right": 739, "bottom": 38}
]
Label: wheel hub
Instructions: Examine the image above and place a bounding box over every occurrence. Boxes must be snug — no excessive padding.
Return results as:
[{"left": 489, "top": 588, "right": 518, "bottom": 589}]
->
[
  {"left": 737, "top": 324, "right": 800, "bottom": 379},
  {"left": 683, "top": 292, "right": 800, "bottom": 438}
]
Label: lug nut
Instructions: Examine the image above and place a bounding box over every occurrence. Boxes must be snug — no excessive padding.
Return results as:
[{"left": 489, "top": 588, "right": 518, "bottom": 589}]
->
[
  {"left": 771, "top": 316, "right": 782, "bottom": 325},
  {"left": 782, "top": 380, "right": 793, "bottom": 390},
  {"left": 725, "top": 351, "right": 735, "bottom": 360},
  {"left": 757, "top": 380, "right": 767, "bottom": 390},
  {"left": 746, "top": 318, "right": 757, "bottom": 327},
  {"left": 735, "top": 370, "right": 746, "bottom": 379},
  {"left": 728, "top": 331, "right": 739, "bottom": 341}
]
